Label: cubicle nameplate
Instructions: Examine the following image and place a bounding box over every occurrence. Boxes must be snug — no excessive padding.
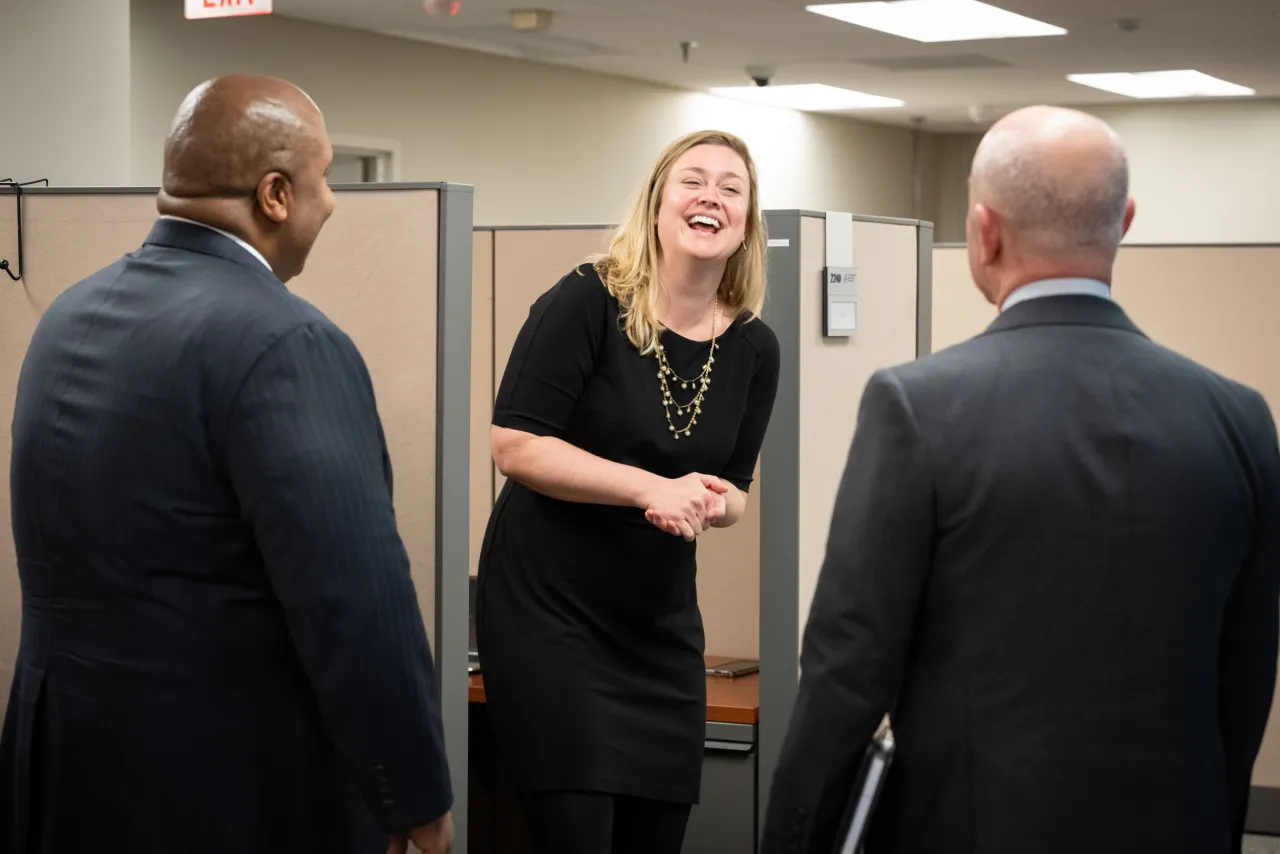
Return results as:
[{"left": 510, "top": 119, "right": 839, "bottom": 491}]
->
[{"left": 823, "top": 266, "right": 858, "bottom": 337}]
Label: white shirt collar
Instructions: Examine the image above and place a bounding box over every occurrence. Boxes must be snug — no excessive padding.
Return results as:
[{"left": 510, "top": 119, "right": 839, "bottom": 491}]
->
[
  {"left": 159, "top": 215, "right": 273, "bottom": 273},
  {"left": 1001, "top": 277, "right": 1111, "bottom": 312}
]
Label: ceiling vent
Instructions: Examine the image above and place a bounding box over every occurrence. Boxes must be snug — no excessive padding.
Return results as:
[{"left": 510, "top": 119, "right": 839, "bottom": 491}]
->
[
  {"left": 388, "top": 25, "right": 617, "bottom": 61},
  {"left": 451, "top": 25, "right": 616, "bottom": 59},
  {"left": 856, "top": 53, "right": 1010, "bottom": 71}
]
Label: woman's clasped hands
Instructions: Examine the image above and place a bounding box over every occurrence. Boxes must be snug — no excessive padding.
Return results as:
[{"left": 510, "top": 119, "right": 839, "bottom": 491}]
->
[{"left": 642, "top": 473, "right": 730, "bottom": 541}]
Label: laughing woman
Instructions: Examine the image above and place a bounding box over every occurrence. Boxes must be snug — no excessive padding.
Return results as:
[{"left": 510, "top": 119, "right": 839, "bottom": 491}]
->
[{"left": 476, "top": 129, "right": 780, "bottom": 854}]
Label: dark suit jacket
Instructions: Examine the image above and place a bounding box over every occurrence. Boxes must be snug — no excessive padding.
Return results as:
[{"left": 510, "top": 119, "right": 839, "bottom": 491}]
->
[
  {"left": 761, "top": 295, "right": 1280, "bottom": 854},
  {"left": 0, "top": 219, "right": 451, "bottom": 853}
]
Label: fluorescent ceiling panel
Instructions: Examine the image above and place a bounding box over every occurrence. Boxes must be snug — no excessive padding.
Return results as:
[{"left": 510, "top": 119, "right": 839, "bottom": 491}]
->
[
  {"left": 1067, "top": 70, "right": 1255, "bottom": 99},
  {"left": 709, "top": 83, "right": 904, "bottom": 110},
  {"left": 806, "top": 0, "right": 1066, "bottom": 43}
]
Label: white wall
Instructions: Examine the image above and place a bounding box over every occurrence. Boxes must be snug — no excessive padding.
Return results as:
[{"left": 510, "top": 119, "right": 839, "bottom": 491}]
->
[
  {"left": 925, "top": 100, "right": 1280, "bottom": 246},
  {"left": 0, "top": 0, "right": 132, "bottom": 186},
  {"left": 1091, "top": 101, "right": 1280, "bottom": 245},
  {"left": 129, "top": 0, "right": 917, "bottom": 225}
]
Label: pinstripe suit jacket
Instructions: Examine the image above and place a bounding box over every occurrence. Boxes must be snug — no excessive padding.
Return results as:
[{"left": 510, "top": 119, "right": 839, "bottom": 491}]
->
[{"left": 0, "top": 219, "right": 451, "bottom": 853}]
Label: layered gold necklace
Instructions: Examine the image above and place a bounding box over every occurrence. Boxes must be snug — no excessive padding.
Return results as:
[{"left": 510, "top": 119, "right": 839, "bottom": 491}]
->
[{"left": 655, "top": 296, "right": 720, "bottom": 440}]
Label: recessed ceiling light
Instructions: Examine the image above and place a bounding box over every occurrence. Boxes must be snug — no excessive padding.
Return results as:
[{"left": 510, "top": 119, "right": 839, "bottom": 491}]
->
[
  {"left": 709, "top": 83, "right": 904, "bottom": 111},
  {"left": 1067, "top": 70, "right": 1255, "bottom": 99},
  {"left": 806, "top": 0, "right": 1066, "bottom": 43}
]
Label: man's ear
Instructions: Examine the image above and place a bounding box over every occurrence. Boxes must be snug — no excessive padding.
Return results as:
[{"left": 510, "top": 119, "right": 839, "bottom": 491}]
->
[
  {"left": 1121, "top": 197, "right": 1136, "bottom": 238},
  {"left": 256, "top": 173, "right": 291, "bottom": 224},
  {"left": 975, "top": 203, "right": 1002, "bottom": 266}
]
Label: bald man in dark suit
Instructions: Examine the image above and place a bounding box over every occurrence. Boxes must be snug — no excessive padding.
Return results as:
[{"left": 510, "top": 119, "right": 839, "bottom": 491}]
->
[
  {"left": 0, "top": 76, "right": 452, "bottom": 854},
  {"left": 761, "top": 106, "right": 1280, "bottom": 854}
]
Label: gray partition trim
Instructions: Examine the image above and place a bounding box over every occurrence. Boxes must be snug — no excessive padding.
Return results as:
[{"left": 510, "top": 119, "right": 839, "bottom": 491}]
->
[
  {"left": 0, "top": 186, "right": 158, "bottom": 195},
  {"left": 1248, "top": 786, "right": 1280, "bottom": 835},
  {"left": 333, "top": 182, "right": 472, "bottom": 193},
  {"left": 436, "top": 182, "right": 473, "bottom": 853},
  {"left": 758, "top": 210, "right": 805, "bottom": 841},
  {"left": 1, "top": 182, "right": 471, "bottom": 196},
  {"left": 475, "top": 223, "right": 615, "bottom": 231},
  {"left": 935, "top": 241, "right": 1280, "bottom": 249},
  {"left": 765, "top": 209, "right": 934, "bottom": 228},
  {"left": 916, "top": 223, "right": 934, "bottom": 358},
  {"left": 489, "top": 231, "right": 498, "bottom": 509},
  {"left": 1117, "top": 242, "right": 1280, "bottom": 248}
]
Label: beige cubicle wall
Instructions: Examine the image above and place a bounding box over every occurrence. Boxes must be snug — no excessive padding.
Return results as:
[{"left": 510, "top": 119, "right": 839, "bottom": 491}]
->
[
  {"left": 757, "top": 210, "right": 933, "bottom": 837},
  {"left": 933, "top": 242, "right": 1280, "bottom": 437},
  {"left": 795, "top": 216, "right": 924, "bottom": 638},
  {"left": 470, "top": 225, "right": 762, "bottom": 661},
  {"left": 931, "top": 244, "right": 996, "bottom": 351},
  {"left": 491, "top": 228, "right": 613, "bottom": 500},
  {"left": 931, "top": 242, "right": 1280, "bottom": 823},
  {"left": 466, "top": 225, "right": 611, "bottom": 573},
  {"left": 0, "top": 186, "right": 474, "bottom": 781},
  {"left": 0, "top": 192, "right": 159, "bottom": 707},
  {"left": 934, "top": 244, "right": 1280, "bottom": 415}
]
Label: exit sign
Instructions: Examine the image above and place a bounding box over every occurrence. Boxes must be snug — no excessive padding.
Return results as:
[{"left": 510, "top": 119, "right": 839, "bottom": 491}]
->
[{"left": 185, "top": 0, "right": 273, "bottom": 19}]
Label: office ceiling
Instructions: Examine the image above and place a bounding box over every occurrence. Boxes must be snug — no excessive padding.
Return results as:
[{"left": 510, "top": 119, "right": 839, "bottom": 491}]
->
[{"left": 274, "top": 0, "right": 1280, "bottom": 130}]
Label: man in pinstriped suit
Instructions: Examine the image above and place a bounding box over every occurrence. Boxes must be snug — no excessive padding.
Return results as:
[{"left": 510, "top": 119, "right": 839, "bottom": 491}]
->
[{"left": 0, "top": 76, "right": 452, "bottom": 853}]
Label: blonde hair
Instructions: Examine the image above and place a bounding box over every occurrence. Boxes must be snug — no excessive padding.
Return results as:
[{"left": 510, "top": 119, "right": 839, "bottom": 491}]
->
[{"left": 588, "top": 130, "right": 767, "bottom": 355}]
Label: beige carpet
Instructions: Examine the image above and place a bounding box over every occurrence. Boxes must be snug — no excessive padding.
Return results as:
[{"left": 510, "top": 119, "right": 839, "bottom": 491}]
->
[{"left": 1245, "top": 835, "right": 1280, "bottom": 853}]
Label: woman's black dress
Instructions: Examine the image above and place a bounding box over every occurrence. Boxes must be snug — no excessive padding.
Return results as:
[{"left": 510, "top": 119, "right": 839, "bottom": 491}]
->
[{"left": 476, "top": 265, "right": 779, "bottom": 805}]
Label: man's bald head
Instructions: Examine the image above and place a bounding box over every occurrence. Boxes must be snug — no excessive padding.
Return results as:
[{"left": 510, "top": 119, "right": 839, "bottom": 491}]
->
[
  {"left": 965, "top": 106, "right": 1135, "bottom": 306},
  {"left": 163, "top": 75, "right": 327, "bottom": 198},
  {"left": 970, "top": 106, "right": 1129, "bottom": 258},
  {"left": 157, "top": 75, "right": 335, "bottom": 283}
]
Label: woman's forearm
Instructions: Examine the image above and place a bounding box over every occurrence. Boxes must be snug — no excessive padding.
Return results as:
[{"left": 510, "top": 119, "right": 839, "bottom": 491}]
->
[
  {"left": 493, "top": 427, "right": 664, "bottom": 508},
  {"left": 712, "top": 482, "right": 747, "bottom": 528}
]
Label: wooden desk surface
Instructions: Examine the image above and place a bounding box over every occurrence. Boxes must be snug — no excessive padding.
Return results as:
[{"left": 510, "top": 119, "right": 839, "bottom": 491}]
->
[{"left": 468, "top": 655, "right": 759, "bottom": 725}]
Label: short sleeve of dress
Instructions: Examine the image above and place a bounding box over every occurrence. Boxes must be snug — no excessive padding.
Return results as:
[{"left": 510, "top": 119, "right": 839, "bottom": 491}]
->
[
  {"left": 720, "top": 319, "right": 781, "bottom": 492},
  {"left": 492, "top": 266, "right": 609, "bottom": 438}
]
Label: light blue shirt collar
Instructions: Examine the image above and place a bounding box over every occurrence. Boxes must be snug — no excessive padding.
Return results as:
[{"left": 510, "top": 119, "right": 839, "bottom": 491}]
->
[{"left": 1001, "top": 277, "right": 1111, "bottom": 312}]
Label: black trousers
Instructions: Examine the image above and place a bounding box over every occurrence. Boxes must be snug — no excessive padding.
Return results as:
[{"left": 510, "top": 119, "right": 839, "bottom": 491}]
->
[{"left": 522, "top": 790, "right": 692, "bottom": 854}]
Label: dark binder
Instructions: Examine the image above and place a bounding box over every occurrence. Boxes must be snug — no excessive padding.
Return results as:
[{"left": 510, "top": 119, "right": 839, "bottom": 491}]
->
[{"left": 833, "top": 723, "right": 895, "bottom": 854}]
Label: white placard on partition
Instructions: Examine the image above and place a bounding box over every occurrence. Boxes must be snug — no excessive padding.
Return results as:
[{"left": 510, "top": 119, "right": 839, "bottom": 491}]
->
[{"left": 825, "top": 211, "right": 854, "bottom": 268}]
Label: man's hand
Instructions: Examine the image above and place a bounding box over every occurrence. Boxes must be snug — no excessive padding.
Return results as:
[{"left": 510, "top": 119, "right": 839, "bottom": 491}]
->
[{"left": 387, "top": 811, "right": 454, "bottom": 854}]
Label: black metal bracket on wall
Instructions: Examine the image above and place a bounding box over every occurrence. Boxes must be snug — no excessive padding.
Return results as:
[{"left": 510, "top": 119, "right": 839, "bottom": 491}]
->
[{"left": 1, "top": 178, "right": 50, "bottom": 281}]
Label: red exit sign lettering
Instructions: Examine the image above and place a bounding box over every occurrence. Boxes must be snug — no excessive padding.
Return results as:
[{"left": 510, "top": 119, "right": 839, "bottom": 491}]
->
[{"left": 185, "top": 0, "right": 273, "bottom": 20}]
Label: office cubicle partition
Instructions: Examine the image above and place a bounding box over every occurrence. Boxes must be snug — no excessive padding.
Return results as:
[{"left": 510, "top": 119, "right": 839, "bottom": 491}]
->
[
  {"left": 756, "top": 211, "right": 934, "bottom": 840},
  {"left": 468, "top": 225, "right": 611, "bottom": 577},
  {"left": 0, "top": 183, "right": 475, "bottom": 848},
  {"left": 930, "top": 243, "right": 993, "bottom": 352},
  {"left": 932, "top": 241, "right": 1280, "bottom": 834}
]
